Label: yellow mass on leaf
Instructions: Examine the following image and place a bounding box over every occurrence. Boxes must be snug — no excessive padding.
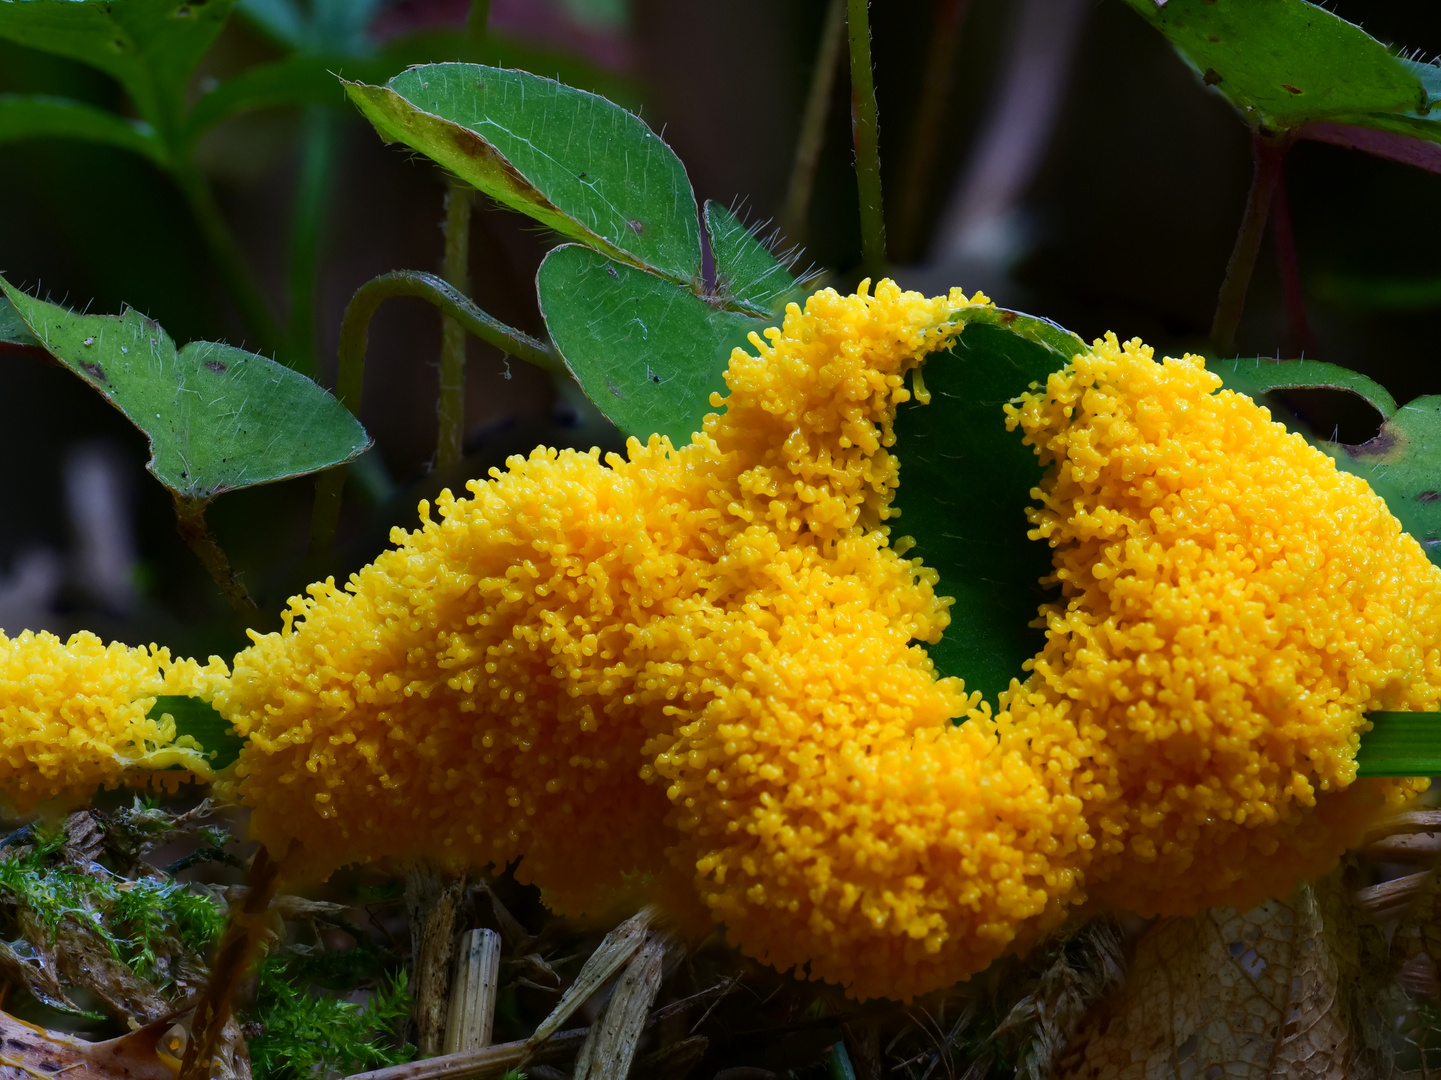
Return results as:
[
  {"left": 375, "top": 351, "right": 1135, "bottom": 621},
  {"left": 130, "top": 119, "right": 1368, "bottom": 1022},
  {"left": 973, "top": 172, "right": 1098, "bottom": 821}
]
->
[
  {"left": 0, "top": 630, "right": 225, "bottom": 812},
  {"left": 2, "top": 283, "right": 1439, "bottom": 1002}
]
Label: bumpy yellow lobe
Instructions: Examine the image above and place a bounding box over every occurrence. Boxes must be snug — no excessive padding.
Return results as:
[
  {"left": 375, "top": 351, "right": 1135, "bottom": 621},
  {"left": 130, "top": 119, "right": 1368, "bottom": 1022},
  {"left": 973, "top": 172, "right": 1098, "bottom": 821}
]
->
[
  {"left": 0, "top": 630, "right": 224, "bottom": 812},
  {"left": 1005, "top": 334, "right": 1440, "bottom": 916},
  {"left": 217, "top": 282, "right": 1097, "bottom": 998}
]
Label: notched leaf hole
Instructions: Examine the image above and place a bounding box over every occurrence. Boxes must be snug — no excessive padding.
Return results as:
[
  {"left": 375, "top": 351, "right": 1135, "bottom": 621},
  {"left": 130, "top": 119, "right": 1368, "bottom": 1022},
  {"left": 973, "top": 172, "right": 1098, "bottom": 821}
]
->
[
  {"left": 204, "top": 360, "right": 228, "bottom": 375},
  {"left": 1267, "top": 387, "right": 1386, "bottom": 446}
]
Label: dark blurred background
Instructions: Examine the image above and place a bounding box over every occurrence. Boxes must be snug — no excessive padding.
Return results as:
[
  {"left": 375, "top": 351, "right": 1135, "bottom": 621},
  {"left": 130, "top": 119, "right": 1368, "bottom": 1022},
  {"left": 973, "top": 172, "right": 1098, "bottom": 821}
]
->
[{"left": 2, "top": 0, "right": 1440, "bottom": 661}]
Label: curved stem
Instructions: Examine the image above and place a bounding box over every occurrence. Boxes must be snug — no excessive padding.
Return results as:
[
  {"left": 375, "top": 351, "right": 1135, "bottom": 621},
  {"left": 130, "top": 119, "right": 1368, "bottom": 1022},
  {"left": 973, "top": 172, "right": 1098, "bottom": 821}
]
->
[
  {"left": 846, "top": 0, "right": 887, "bottom": 273},
  {"left": 782, "top": 0, "right": 847, "bottom": 244},
  {"left": 173, "top": 162, "right": 281, "bottom": 356},
  {"left": 309, "top": 271, "right": 561, "bottom": 551},
  {"left": 439, "top": 182, "right": 474, "bottom": 469},
  {"left": 1210, "top": 134, "right": 1286, "bottom": 355}
]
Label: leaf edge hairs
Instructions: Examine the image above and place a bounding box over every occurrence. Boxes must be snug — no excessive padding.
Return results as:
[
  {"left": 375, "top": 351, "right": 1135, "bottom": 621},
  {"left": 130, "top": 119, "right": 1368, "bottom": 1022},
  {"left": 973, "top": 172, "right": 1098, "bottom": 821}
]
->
[{"left": 1, "top": 282, "right": 1439, "bottom": 1003}]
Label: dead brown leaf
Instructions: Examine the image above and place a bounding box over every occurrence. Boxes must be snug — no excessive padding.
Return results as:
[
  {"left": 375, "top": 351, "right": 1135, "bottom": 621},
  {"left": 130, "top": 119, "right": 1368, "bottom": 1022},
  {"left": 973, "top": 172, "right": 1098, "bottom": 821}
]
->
[{"left": 1053, "top": 880, "right": 1374, "bottom": 1080}]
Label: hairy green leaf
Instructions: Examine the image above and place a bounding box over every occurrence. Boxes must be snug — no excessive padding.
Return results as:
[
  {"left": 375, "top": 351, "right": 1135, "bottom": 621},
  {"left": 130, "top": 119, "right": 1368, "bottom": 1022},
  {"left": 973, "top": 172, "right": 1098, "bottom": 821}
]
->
[
  {"left": 893, "top": 311, "right": 1090, "bottom": 706},
  {"left": 537, "top": 244, "right": 765, "bottom": 446},
  {"left": 1, "top": 279, "right": 370, "bottom": 501},
  {"left": 147, "top": 696, "right": 245, "bottom": 771},
  {"left": 1121, "top": 0, "right": 1428, "bottom": 134},
  {"left": 0, "top": 93, "right": 166, "bottom": 163},
  {"left": 0, "top": 0, "right": 235, "bottom": 140},
  {"left": 703, "top": 201, "right": 804, "bottom": 318},
  {"left": 1214, "top": 357, "right": 1398, "bottom": 420},
  {"left": 346, "top": 63, "right": 701, "bottom": 282},
  {"left": 0, "top": 294, "right": 38, "bottom": 348}
]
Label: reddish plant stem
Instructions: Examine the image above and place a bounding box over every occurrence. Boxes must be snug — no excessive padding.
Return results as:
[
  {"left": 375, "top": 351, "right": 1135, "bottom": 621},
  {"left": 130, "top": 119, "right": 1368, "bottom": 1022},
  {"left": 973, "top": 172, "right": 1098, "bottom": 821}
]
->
[
  {"left": 1210, "top": 134, "right": 1287, "bottom": 355},
  {"left": 892, "top": 0, "right": 971, "bottom": 262},
  {"left": 1270, "top": 157, "right": 1314, "bottom": 357},
  {"left": 178, "top": 847, "right": 282, "bottom": 1080},
  {"left": 783, "top": 0, "right": 847, "bottom": 243}
]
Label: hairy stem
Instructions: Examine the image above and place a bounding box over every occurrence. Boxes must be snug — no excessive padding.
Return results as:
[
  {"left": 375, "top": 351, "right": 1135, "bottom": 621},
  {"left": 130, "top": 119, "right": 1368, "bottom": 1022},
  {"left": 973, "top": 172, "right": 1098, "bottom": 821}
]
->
[
  {"left": 1210, "top": 135, "right": 1285, "bottom": 355},
  {"left": 782, "top": 0, "right": 847, "bottom": 243},
  {"left": 1270, "top": 158, "right": 1314, "bottom": 357},
  {"left": 172, "top": 495, "right": 257, "bottom": 616},
  {"left": 285, "top": 107, "right": 340, "bottom": 377},
  {"left": 846, "top": 0, "right": 887, "bottom": 273},
  {"left": 892, "top": 0, "right": 970, "bottom": 262},
  {"left": 439, "top": 182, "right": 474, "bottom": 469},
  {"left": 310, "top": 271, "right": 560, "bottom": 551},
  {"left": 178, "top": 847, "right": 281, "bottom": 1080},
  {"left": 173, "top": 162, "right": 281, "bottom": 356}
]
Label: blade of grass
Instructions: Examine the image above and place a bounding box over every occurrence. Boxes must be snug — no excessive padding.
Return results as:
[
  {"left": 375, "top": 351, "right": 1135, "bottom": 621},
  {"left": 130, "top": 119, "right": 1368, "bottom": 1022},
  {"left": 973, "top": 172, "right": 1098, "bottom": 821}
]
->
[
  {"left": 846, "top": 0, "right": 886, "bottom": 272},
  {"left": 286, "top": 106, "right": 340, "bottom": 377},
  {"left": 1357, "top": 713, "right": 1441, "bottom": 777}
]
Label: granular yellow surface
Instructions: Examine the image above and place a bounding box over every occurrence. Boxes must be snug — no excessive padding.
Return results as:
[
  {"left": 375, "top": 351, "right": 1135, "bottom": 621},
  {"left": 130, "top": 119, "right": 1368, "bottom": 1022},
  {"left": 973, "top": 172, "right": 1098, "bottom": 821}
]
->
[
  {"left": 3, "top": 285, "right": 1440, "bottom": 1002},
  {"left": 1004, "top": 334, "right": 1440, "bottom": 917},
  {"left": 0, "top": 630, "right": 224, "bottom": 812}
]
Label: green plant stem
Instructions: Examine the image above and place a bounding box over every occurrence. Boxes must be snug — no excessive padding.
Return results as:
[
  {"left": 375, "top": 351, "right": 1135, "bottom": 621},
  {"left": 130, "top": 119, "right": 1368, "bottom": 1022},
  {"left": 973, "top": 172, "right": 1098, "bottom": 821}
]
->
[
  {"left": 846, "top": 0, "right": 887, "bottom": 273},
  {"left": 1210, "top": 134, "right": 1285, "bottom": 355},
  {"left": 783, "top": 0, "right": 847, "bottom": 243},
  {"left": 1358, "top": 713, "right": 1441, "bottom": 776},
  {"left": 892, "top": 0, "right": 970, "bottom": 262},
  {"left": 285, "top": 107, "right": 340, "bottom": 377},
  {"left": 172, "top": 495, "right": 257, "bottom": 616},
  {"left": 173, "top": 162, "right": 281, "bottom": 356},
  {"left": 310, "top": 271, "right": 560, "bottom": 552},
  {"left": 439, "top": 181, "right": 474, "bottom": 469}
]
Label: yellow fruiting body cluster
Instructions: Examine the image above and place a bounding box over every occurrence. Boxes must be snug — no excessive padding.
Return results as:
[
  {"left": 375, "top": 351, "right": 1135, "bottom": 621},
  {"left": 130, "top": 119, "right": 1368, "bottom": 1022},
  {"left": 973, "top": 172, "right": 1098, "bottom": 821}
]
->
[
  {"left": 4, "top": 285, "right": 1440, "bottom": 1002},
  {"left": 1004, "top": 334, "right": 1440, "bottom": 917},
  {"left": 0, "top": 630, "right": 224, "bottom": 812}
]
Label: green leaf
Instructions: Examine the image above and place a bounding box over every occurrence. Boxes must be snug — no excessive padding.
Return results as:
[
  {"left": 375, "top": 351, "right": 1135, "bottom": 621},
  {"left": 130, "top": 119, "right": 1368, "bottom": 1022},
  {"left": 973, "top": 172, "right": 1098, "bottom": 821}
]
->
[
  {"left": 1214, "top": 357, "right": 1398, "bottom": 421},
  {"left": 537, "top": 244, "right": 766, "bottom": 446},
  {"left": 0, "top": 93, "right": 167, "bottom": 163},
  {"left": 0, "top": 0, "right": 235, "bottom": 141},
  {"left": 0, "top": 294, "right": 38, "bottom": 348},
  {"left": 345, "top": 63, "right": 701, "bottom": 283},
  {"left": 146, "top": 696, "right": 245, "bottom": 771},
  {"left": 1357, "top": 712, "right": 1441, "bottom": 776},
  {"left": 893, "top": 310, "right": 1090, "bottom": 706},
  {"left": 703, "top": 201, "right": 804, "bottom": 318},
  {"left": 1119, "top": 0, "right": 1432, "bottom": 134},
  {"left": 1, "top": 279, "right": 370, "bottom": 501}
]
